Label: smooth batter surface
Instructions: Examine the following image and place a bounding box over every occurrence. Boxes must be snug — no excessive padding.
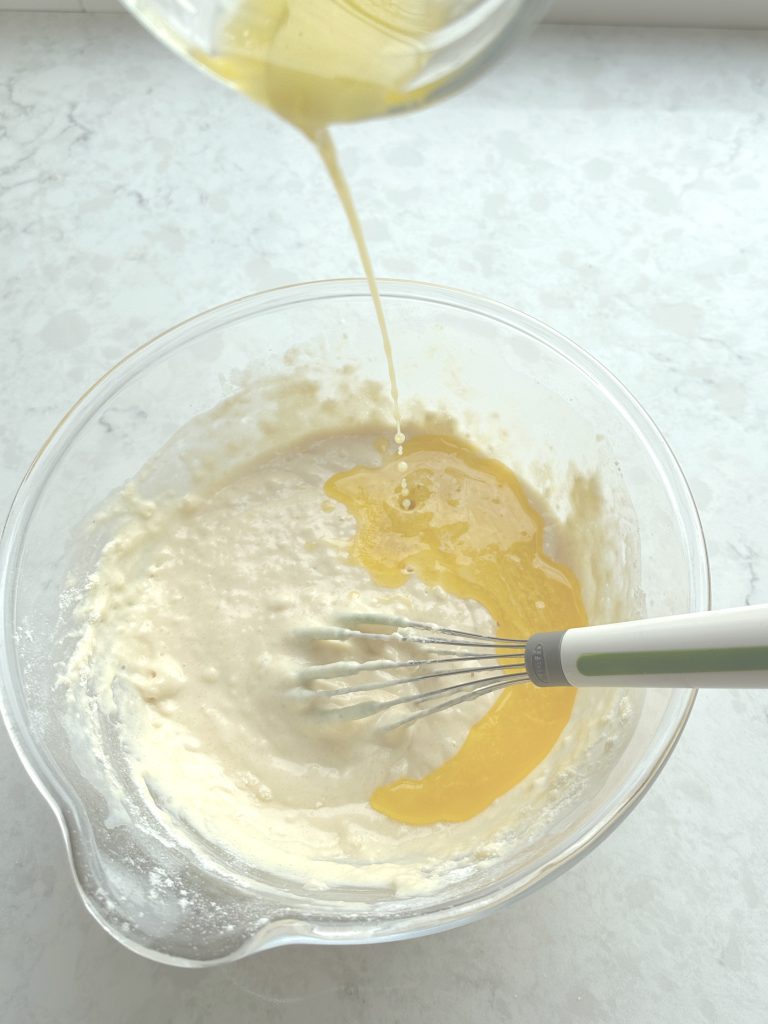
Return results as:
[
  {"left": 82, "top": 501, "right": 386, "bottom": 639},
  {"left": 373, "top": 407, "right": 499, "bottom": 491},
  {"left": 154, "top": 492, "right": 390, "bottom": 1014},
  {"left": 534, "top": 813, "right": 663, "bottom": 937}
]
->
[{"left": 63, "top": 419, "right": 635, "bottom": 894}]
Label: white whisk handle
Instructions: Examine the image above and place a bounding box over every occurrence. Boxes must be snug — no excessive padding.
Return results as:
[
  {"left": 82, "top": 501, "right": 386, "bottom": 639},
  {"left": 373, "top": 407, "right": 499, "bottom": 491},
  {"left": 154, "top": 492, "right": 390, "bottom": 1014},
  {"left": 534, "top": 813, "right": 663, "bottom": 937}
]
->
[{"left": 526, "top": 605, "right": 768, "bottom": 689}]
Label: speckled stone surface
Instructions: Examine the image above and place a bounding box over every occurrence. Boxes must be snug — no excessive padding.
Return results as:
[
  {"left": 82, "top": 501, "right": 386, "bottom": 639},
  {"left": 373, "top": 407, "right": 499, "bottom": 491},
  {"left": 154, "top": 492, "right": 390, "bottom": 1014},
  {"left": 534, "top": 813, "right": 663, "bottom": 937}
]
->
[{"left": 1, "top": 14, "right": 767, "bottom": 1023}]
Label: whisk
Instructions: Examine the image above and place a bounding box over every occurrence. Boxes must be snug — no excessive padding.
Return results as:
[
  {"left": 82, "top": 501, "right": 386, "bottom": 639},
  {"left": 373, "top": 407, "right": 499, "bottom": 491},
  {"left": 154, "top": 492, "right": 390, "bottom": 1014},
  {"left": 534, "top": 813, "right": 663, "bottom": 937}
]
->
[{"left": 297, "top": 605, "right": 768, "bottom": 728}]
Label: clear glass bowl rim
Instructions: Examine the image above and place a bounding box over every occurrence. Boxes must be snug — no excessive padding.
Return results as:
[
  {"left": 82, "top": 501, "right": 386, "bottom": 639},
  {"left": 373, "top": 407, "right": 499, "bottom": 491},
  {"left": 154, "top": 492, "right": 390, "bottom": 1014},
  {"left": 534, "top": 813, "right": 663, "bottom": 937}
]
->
[{"left": 0, "top": 278, "right": 710, "bottom": 963}]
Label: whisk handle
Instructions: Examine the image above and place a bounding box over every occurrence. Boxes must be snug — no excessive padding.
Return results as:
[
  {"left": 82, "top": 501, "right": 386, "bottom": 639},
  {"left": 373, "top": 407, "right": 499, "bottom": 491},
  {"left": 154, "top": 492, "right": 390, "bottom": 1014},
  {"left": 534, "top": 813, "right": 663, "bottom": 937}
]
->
[{"left": 527, "top": 605, "right": 768, "bottom": 689}]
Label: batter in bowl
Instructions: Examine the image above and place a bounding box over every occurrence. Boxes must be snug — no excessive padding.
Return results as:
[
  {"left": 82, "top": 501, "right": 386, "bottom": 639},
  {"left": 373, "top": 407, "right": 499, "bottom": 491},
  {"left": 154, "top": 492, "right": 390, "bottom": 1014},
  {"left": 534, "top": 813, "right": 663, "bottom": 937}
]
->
[{"left": 62, "top": 387, "right": 635, "bottom": 895}]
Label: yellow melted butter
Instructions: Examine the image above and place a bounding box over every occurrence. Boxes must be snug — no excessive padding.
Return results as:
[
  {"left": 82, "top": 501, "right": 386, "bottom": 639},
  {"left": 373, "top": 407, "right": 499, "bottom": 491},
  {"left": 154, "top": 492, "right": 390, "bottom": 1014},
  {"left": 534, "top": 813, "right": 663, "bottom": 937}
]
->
[
  {"left": 190, "top": 0, "right": 441, "bottom": 132},
  {"left": 326, "top": 434, "right": 587, "bottom": 825}
]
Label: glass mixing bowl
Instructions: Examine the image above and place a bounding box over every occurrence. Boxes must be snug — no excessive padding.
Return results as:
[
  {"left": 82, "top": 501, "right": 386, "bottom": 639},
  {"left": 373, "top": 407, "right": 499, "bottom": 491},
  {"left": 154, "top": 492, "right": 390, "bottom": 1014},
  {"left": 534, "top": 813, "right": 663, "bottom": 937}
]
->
[{"left": 0, "top": 280, "right": 708, "bottom": 965}]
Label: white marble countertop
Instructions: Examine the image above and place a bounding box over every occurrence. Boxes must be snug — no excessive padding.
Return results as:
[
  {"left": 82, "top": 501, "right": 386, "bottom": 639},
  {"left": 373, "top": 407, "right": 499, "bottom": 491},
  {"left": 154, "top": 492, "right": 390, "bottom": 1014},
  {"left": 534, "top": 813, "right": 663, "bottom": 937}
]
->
[{"left": 1, "top": 13, "right": 767, "bottom": 1023}]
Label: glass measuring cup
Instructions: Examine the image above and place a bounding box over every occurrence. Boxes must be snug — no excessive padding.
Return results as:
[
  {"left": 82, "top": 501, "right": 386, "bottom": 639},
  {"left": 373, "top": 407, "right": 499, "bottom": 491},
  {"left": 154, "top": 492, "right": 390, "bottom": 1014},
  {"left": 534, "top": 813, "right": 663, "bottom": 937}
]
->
[{"left": 119, "top": 0, "right": 548, "bottom": 126}]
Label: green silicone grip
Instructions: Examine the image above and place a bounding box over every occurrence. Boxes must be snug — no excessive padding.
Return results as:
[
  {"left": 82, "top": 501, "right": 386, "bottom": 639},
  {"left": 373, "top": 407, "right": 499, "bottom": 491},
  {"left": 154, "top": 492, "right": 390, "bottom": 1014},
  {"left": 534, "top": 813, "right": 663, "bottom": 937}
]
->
[{"left": 576, "top": 646, "right": 768, "bottom": 677}]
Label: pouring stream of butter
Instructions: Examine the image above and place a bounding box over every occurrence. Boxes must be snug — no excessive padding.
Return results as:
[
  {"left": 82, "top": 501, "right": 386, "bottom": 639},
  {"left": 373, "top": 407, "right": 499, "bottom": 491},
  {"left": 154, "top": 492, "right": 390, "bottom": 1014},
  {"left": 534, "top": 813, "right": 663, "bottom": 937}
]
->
[{"left": 190, "top": 0, "right": 451, "bottom": 442}]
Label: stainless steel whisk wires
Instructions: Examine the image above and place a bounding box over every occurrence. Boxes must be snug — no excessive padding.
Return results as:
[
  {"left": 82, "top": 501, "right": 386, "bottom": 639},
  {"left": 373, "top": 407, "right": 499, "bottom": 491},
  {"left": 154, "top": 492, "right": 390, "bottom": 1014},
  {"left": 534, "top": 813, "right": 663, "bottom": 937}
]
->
[
  {"left": 295, "top": 606, "right": 768, "bottom": 729},
  {"left": 296, "top": 615, "right": 530, "bottom": 728}
]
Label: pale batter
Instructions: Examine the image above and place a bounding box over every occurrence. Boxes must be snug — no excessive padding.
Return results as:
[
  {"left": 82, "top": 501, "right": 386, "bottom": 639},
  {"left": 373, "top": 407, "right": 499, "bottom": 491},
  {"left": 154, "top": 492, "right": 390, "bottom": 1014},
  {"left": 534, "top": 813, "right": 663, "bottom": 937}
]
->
[{"left": 63, "top": 415, "right": 636, "bottom": 894}]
